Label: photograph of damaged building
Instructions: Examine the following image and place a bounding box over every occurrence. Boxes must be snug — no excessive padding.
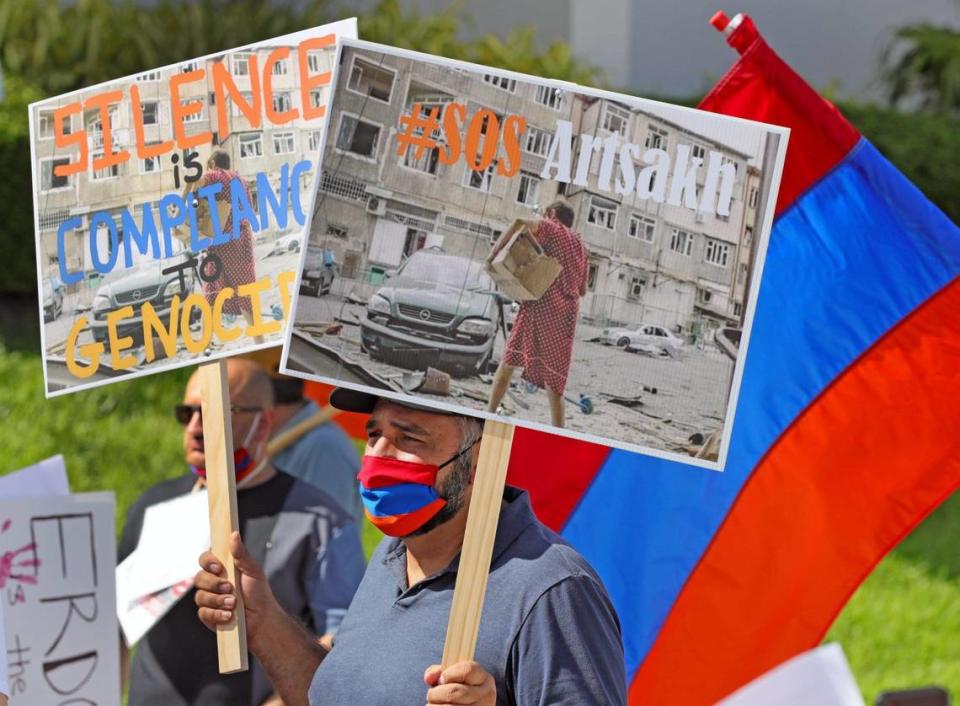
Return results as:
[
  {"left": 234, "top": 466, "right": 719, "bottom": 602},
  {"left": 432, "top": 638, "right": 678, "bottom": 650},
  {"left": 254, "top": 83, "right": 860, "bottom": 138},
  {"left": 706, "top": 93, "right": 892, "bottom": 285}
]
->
[{"left": 289, "top": 43, "right": 783, "bottom": 463}]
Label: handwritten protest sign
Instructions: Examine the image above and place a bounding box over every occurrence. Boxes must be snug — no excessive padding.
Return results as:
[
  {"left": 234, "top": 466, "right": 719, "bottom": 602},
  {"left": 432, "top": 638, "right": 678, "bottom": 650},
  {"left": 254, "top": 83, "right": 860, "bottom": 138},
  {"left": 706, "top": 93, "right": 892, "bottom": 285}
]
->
[
  {"left": 31, "top": 19, "right": 357, "bottom": 397},
  {"left": 0, "top": 493, "right": 119, "bottom": 706},
  {"left": 281, "top": 39, "right": 788, "bottom": 470}
]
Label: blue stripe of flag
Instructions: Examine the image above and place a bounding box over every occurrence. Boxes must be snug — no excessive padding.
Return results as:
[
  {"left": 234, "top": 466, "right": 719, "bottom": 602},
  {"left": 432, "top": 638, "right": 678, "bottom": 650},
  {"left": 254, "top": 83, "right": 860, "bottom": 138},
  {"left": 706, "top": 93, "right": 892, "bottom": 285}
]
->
[{"left": 359, "top": 482, "right": 441, "bottom": 518}]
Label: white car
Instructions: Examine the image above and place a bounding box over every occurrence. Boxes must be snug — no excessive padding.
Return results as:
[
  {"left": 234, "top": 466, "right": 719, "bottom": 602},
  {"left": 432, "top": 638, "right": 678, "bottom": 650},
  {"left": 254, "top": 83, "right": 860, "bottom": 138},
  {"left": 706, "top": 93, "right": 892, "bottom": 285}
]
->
[
  {"left": 265, "top": 233, "right": 301, "bottom": 257},
  {"left": 600, "top": 323, "right": 682, "bottom": 357}
]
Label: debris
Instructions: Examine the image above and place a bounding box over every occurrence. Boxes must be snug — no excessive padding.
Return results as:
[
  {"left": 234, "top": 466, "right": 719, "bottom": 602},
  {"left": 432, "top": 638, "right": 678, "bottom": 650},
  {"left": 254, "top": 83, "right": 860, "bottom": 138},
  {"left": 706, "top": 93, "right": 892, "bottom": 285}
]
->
[
  {"left": 297, "top": 321, "right": 343, "bottom": 338},
  {"left": 607, "top": 394, "right": 645, "bottom": 409},
  {"left": 401, "top": 366, "right": 451, "bottom": 396},
  {"left": 565, "top": 393, "right": 593, "bottom": 415},
  {"left": 457, "top": 389, "right": 491, "bottom": 404},
  {"left": 714, "top": 327, "right": 741, "bottom": 361},
  {"left": 682, "top": 430, "right": 722, "bottom": 461},
  {"left": 506, "top": 390, "right": 530, "bottom": 410}
]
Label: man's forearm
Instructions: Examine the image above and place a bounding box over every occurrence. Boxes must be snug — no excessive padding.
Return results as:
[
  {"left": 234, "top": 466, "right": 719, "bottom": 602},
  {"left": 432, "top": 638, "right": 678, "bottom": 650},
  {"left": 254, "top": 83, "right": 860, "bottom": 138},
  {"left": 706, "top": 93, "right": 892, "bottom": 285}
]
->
[{"left": 252, "top": 606, "right": 328, "bottom": 706}]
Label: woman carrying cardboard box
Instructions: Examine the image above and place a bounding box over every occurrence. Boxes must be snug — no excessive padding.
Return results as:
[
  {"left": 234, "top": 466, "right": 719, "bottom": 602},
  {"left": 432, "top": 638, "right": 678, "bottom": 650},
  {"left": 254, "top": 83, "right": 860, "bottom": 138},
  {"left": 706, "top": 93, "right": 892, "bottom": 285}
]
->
[{"left": 486, "top": 200, "right": 589, "bottom": 427}]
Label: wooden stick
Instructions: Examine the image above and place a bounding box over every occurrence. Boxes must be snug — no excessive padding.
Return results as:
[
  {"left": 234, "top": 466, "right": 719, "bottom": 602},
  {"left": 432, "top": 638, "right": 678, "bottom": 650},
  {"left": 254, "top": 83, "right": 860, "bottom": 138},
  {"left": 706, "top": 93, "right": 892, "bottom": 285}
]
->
[
  {"left": 441, "top": 419, "right": 515, "bottom": 667},
  {"left": 198, "top": 360, "right": 249, "bottom": 674}
]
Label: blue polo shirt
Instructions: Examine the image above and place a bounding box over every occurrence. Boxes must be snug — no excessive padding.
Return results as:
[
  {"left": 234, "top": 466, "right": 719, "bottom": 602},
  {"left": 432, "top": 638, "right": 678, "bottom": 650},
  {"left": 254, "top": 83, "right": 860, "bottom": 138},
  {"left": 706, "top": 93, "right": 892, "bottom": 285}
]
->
[{"left": 309, "top": 486, "right": 626, "bottom": 705}]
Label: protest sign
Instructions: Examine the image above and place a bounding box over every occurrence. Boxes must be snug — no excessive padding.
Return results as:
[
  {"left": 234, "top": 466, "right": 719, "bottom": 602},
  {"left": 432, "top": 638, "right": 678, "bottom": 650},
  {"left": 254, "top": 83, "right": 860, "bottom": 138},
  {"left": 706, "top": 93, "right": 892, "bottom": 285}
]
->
[
  {"left": 116, "top": 490, "right": 210, "bottom": 646},
  {"left": 31, "top": 19, "right": 357, "bottom": 397},
  {"left": 0, "top": 455, "right": 69, "bottom": 499},
  {"left": 30, "top": 18, "right": 359, "bottom": 673},
  {"left": 0, "top": 492, "right": 119, "bottom": 706},
  {"left": 281, "top": 39, "right": 788, "bottom": 470}
]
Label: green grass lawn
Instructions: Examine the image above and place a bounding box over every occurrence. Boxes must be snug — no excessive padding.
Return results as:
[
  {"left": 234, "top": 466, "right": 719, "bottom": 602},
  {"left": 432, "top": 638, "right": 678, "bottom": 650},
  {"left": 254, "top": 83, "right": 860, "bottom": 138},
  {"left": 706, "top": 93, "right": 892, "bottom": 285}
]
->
[{"left": 0, "top": 342, "right": 956, "bottom": 701}]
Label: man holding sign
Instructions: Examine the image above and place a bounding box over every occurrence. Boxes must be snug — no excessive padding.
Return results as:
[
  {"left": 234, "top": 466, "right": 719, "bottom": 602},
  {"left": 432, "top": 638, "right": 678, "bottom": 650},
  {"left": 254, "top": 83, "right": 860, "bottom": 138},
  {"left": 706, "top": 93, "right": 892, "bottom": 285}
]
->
[
  {"left": 120, "top": 360, "right": 365, "bottom": 706},
  {"left": 195, "top": 390, "right": 626, "bottom": 705}
]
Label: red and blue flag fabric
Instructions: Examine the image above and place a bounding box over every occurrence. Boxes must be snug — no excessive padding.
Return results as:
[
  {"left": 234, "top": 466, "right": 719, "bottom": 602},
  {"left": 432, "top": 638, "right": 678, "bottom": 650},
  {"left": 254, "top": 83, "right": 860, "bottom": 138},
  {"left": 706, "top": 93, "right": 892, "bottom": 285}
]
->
[{"left": 507, "top": 12, "right": 960, "bottom": 705}]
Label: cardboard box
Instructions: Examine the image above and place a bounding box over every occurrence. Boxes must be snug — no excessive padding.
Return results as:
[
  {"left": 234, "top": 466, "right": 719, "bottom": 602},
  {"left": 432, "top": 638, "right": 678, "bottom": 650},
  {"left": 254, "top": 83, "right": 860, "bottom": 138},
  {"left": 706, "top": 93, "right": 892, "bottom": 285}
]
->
[{"left": 485, "top": 227, "right": 562, "bottom": 301}]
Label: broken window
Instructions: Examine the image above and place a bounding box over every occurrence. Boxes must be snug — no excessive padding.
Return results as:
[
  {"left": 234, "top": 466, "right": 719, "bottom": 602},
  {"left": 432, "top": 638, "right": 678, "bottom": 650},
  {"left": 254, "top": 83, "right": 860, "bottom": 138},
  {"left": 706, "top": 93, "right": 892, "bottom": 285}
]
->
[
  {"left": 348, "top": 58, "right": 395, "bottom": 103},
  {"left": 336, "top": 114, "right": 381, "bottom": 158}
]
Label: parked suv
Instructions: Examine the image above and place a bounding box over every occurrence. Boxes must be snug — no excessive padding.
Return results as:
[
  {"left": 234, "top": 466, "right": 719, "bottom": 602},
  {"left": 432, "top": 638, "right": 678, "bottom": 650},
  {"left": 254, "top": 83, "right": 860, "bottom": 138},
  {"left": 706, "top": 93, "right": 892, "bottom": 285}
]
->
[
  {"left": 360, "top": 248, "right": 503, "bottom": 377},
  {"left": 90, "top": 240, "right": 196, "bottom": 349}
]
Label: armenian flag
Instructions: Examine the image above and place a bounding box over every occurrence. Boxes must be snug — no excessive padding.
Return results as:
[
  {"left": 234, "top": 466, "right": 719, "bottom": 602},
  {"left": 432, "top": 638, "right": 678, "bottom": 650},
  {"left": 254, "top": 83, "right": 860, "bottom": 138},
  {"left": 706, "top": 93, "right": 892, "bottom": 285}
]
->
[{"left": 507, "top": 12, "right": 960, "bottom": 705}]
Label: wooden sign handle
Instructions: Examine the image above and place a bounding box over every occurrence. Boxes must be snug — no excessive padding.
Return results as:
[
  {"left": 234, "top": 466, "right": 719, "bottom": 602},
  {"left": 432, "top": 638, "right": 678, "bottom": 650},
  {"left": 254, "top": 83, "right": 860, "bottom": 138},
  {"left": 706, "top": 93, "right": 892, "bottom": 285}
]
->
[
  {"left": 441, "top": 419, "right": 515, "bottom": 667},
  {"left": 198, "top": 359, "right": 249, "bottom": 674}
]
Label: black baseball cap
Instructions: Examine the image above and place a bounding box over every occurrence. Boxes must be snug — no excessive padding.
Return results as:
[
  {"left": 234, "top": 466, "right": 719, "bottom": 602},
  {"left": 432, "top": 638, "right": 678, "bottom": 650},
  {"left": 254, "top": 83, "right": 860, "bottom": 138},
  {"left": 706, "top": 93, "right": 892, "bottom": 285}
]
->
[{"left": 329, "top": 387, "right": 460, "bottom": 415}]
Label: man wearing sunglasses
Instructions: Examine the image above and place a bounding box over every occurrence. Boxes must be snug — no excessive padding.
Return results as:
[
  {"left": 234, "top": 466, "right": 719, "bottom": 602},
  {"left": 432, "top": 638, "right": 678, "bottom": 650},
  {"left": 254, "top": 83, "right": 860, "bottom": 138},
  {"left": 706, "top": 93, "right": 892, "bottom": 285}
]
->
[
  {"left": 194, "top": 390, "right": 627, "bottom": 706},
  {"left": 118, "top": 359, "right": 365, "bottom": 706}
]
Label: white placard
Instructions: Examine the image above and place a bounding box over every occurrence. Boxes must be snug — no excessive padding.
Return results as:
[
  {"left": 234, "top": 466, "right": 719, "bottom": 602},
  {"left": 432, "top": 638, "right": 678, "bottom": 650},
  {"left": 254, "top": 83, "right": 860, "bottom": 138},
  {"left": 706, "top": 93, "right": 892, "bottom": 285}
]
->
[
  {"left": 717, "top": 643, "right": 866, "bottom": 706},
  {"left": 119, "top": 489, "right": 210, "bottom": 601},
  {"left": 0, "top": 493, "right": 119, "bottom": 706},
  {"left": 0, "top": 456, "right": 69, "bottom": 499},
  {"left": 115, "top": 490, "right": 210, "bottom": 645}
]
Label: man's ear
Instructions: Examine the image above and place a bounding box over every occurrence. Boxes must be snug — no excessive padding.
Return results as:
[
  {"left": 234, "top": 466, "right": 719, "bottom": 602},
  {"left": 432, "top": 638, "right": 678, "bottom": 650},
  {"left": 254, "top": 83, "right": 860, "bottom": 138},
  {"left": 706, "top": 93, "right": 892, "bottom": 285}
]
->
[
  {"left": 258, "top": 409, "right": 276, "bottom": 441},
  {"left": 468, "top": 442, "right": 481, "bottom": 484}
]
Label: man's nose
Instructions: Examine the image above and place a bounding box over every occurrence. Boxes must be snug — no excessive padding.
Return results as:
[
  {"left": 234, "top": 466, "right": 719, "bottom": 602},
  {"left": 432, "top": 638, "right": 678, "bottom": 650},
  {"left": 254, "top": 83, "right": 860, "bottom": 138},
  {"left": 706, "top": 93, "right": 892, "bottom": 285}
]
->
[
  {"left": 186, "top": 409, "right": 203, "bottom": 433},
  {"left": 368, "top": 435, "right": 398, "bottom": 458}
]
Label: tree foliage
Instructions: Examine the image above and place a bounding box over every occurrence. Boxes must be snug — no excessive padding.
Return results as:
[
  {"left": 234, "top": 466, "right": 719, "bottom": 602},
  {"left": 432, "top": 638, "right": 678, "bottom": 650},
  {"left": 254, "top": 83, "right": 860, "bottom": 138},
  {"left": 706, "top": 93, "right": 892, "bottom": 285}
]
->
[
  {"left": 0, "top": 75, "right": 45, "bottom": 294},
  {"left": 882, "top": 22, "right": 960, "bottom": 114},
  {"left": 0, "top": 0, "right": 600, "bottom": 97}
]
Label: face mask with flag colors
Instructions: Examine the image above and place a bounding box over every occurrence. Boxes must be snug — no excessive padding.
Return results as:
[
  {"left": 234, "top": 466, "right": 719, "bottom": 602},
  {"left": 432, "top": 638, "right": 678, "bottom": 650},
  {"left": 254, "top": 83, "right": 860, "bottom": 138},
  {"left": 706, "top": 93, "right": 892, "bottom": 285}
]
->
[{"left": 357, "top": 446, "right": 472, "bottom": 537}]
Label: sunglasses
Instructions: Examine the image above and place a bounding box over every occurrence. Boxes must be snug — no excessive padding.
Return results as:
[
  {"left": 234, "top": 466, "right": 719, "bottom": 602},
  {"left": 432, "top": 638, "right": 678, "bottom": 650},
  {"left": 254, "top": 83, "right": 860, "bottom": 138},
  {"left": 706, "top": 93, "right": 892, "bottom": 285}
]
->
[{"left": 174, "top": 404, "right": 262, "bottom": 425}]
